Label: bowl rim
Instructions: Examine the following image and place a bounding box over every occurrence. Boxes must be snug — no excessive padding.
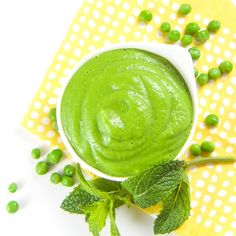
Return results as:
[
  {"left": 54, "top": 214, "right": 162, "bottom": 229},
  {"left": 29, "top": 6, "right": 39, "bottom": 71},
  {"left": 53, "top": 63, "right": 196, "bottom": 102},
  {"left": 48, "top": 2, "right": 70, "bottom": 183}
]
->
[{"left": 56, "top": 42, "right": 198, "bottom": 181}]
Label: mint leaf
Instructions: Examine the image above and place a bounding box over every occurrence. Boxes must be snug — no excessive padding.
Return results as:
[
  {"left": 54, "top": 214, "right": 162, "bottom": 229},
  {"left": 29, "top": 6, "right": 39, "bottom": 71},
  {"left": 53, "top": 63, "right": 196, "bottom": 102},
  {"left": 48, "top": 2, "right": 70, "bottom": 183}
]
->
[
  {"left": 154, "top": 172, "right": 190, "bottom": 234},
  {"left": 109, "top": 201, "right": 121, "bottom": 236},
  {"left": 61, "top": 187, "right": 100, "bottom": 214},
  {"left": 90, "top": 178, "right": 122, "bottom": 192},
  {"left": 82, "top": 200, "right": 109, "bottom": 236},
  {"left": 122, "top": 160, "right": 185, "bottom": 208}
]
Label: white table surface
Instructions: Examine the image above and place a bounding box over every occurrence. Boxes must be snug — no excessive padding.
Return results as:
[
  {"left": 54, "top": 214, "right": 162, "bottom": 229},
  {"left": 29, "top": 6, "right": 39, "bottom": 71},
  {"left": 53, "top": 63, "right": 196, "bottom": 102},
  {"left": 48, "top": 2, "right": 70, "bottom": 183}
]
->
[{"left": 0, "top": 1, "right": 174, "bottom": 235}]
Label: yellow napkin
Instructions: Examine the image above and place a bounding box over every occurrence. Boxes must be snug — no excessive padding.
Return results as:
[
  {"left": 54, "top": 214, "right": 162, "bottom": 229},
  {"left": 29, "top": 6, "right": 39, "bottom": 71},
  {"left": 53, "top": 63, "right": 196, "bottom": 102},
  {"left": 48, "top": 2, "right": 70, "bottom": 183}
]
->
[{"left": 22, "top": 0, "right": 236, "bottom": 235}]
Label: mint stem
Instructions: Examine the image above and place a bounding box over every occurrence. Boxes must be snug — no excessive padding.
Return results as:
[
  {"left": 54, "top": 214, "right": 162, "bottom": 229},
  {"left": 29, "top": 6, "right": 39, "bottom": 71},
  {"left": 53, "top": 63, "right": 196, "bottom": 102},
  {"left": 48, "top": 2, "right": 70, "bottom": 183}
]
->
[{"left": 185, "top": 156, "right": 236, "bottom": 169}]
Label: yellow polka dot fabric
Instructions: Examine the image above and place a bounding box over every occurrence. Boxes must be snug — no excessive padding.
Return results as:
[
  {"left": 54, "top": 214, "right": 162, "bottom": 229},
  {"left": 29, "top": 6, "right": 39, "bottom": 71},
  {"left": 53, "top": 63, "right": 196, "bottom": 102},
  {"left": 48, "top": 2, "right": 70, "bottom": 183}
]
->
[{"left": 22, "top": 0, "right": 236, "bottom": 235}]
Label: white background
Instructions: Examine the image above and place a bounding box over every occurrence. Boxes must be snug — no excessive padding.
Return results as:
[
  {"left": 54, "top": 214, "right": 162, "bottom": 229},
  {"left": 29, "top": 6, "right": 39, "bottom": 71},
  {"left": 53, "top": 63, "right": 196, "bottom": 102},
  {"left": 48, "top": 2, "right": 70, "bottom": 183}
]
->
[{"left": 0, "top": 1, "right": 171, "bottom": 235}]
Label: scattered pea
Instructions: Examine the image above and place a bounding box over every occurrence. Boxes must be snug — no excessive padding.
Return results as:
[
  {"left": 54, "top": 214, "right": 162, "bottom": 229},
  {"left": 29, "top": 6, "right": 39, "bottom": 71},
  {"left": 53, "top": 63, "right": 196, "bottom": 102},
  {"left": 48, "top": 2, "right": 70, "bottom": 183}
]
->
[
  {"left": 47, "top": 149, "right": 63, "bottom": 164},
  {"left": 49, "top": 108, "right": 57, "bottom": 122},
  {"left": 194, "top": 68, "right": 199, "bottom": 77},
  {"left": 178, "top": 3, "right": 192, "bottom": 15},
  {"left": 181, "top": 34, "right": 193, "bottom": 46},
  {"left": 207, "top": 20, "right": 221, "bottom": 33},
  {"left": 64, "top": 165, "right": 76, "bottom": 177},
  {"left": 160, "top": 22, "right": 171, "bottom": 33},
  {"left": 188, "top": 47, "right": 201, "bottom": 60},
  {"left": 208, "top": 67, "right": 221, "bottom": 80},
  {"left": 190, "top": 144, "right": 202, "bottom": 156},
  {"left": 8, "top": 183, "right": 17, "bottom": 193},
  {"left": 201, "top": 141, "right": 215, "bottom": 153},
  {"left": 139, "top": 10, "right": 153, "bottom": 22},
  {"left": 31, "top": 148, "right": 41, "bottom": 159},
  {"left": 36, "top": 161, "right": 49, "bottom": 175},
  {"left": 197, "top": 73, "right": 209, "bottom": 86},
  {"left": 185, "top": 22, "right": 200, "bottom": 35},
  {"left": 204, "top": 114, "right": 219, "bottom": 127},
  {"left": 219, "top": 60, "right": 233, "bottom": 73},
  {"left": 195, "top": 29, "right": 210, "bottom": 43},
  {"left": 6, "top": 201, "right": 19, "bottom": 214},
  {"left": 61, "top": 176, "right": 74, "bottom": 187},
  {"left": 167, "top": 30, "right": 181, "bottom": 42},
  {"left": 50, "top": 172, "right": 61, "bottom": 184}
]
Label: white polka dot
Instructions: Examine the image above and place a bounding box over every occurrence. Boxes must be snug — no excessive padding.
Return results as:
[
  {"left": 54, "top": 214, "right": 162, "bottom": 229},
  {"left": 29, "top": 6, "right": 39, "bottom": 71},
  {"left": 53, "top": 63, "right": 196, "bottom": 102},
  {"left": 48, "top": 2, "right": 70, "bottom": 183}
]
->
[
  {"left": 147, "top": 2, "right": 154, "bottom": 9},
  {"left": 58, "top": 54, "right": 65, "bottom": 61},
  {"left": 43, "top": 106, "right": 49, "bottom": 113},
  {"left": 93, "top": 35, "right": 100, "bottom": 42},
  {"left": 213, "top": 46, "right": 221, "bottom": 54},
  {"left": 196, "top": 215, "right": 202, "bottom": 224},
  {"left": 123, "top": 2, "right": 130, "bottom": 10},
  {"left": 231, "top": 222, "right": 236, "bottom": 229},
  {"left": 196, "top": 179, "right": 205, "bottom": 188},
  {"left": 41, "top": 117, "right": 50, "bottom": 125},
  {"left": 224, "top": 206, "right": 232, "bottom": 213},
  {"left": 201, "top": 205, "right": 207, "bottom": 213},
  {"left": 112, "top": 20, "right": 119, "bottom": 27},
  {"left": 63, "top": 69, "right": 71, "bottom": 76},
  {"left": 202, "top": 170, "right": 210, "bottom": 179},
  {"left": 227, "top": 86, "right": 234, "bottom": 95},
  {"left": 223, "top": 181, "right": 230, "bottom": 188},
  {"left": 146, "top": 25, "right": 153, "bottom": 33},
  {"left": 219, "top": 131, "right": 227, "bottom": 138},
  {"left": 196, "top": 132, "right": 202, "bottom": 140},
  {"left": 63, "top": 43, "right": 71, "bottom": 50},
  {"left": 214, "top": 225, "right": 223, "bottom": 232},
  {"left": 204, "top": 219, "right": 212, "bottom": 227},
  {"left": 153, "top": 15, "right": 160, "bottom": 24},
  {"left": 229, "top": 42, "right": 236, "bottom": 49},
  {"left": 211, "top": 175, "right": 218, "bottom": 182},
  {"left": 47, "top": 131, "right": 55, "bottom": 138},
  {"left": 103, "top": 16, "right": 110, "bottom": 24},
  {"left": 169, "top": 13, "right": 176, "bottom": 20},
  {"left": 99, "top": 25, "right": 106, "bottom": 33},
  {"left": 203, "top": 195, "right": 211, "bottom": 203},
  {"left": 93, "top": 9, "right": 100, "bottom": 19},
  {"left": 119, "top": 35, "right": 126, "bottom": 42},
  {"left": 79, "top": 39, "right": 85, "bottom": 46},
  {"left": 178, "top": 17, "right": 185, "bottom": 25},
  {"left": 206, "top": 54, "right": 213, "bottom": 62},
  {"left": 219, "top": 106, "right": 225, "bottom": 115},
  {"left": 37, "top": 125, "right": 44, "bottom": 133},
  {"left": 225, "top": 231, "right": 234, "bottom": 236},
  {"left": 49, "top": 72, "right": 56, "bottom": 80},
  {"left": 83, "top": 6, "right": 90, "bottom": 13},
  {"left": 209, "top": 210, "right": 216, "bottom": 217},
  {"left": 172, "top": 3, "right": 179, "bottom": 10},
  {"left": 212, "top": 93, "right": 220, "bottom": 101},
  {"left": 223, "top": 121, "right": 231, "bottom": 130},
  {"left": 96, "top": 1, "right": 103, "bottom": 8},
  {"left": 48, "top": 98, "right": 57, "bottom": 105},
  {"left": 194, "top": 14, "right": 201, "bottom": 21},
  {"left": 195, "top": 191, "right": 202, "bottom": 199},
  {"left": 227, "top": 170, "right": 234, "bottom": 178},
  {"left": 199, "top": 98, "right": 207, "bottom": 106},
  {"left": 118, "top": 11, "right": 126, "bottom": 19},
  {"left": 210, "top": 103, "right": 216, "bottom": 110},
  {"left": 226, "top": 146, "right": 234, "bottom": 154},
  {"left": 204, "top": 42, "right": 211, "bottom": 50},
  {"left": 214, "top": 199, "right": 223, "bottom": 207},
  {"left": 128, "top": 16, "right": 135, "bottom": 25},
  {"left": 82, "top": 30, "right": 90, "bottom": 38},
  {"left": 31, "top": 111, "right": 39, "bottom": 119},
  {"left": 88, "top": 45, "right": 96, "bottom": 52},
  {"left": 229, "top": 196, "right": 236, "bottom": 203},
  {"left": 115, "top": 0, "right": 121, "bottom": 5},
  {"left": 207, "top": 185, "right": 216, "bottom": 193},
  {"left": 34, "top": 101, "right": 41, "bottom": 109},
  {"left": 218, "top": 37, "right": 225, "bottom": 44},
  {"left": 72, "top": 24, "right": 80, "bottom": 32},
  {"left": 225, "top": 50, "right": 232, "bottom": 59},
  {"left": 54, "top": 64, "right": 61, "bottom": 71},
  {"left": 201, "top": 65, "right": 209, "bottom": 72},
  {"left": 27, "top": 120, "right": 34, "bottom": 128},
  {"left": 223, "top": 27, "right": 230, "bottom": 34},
  {"left": 103, "top": 40, "right": 111, "bottom": 46},
  {"left": 230, "top": 138, "right": 236, "bottom": 143},
  {"left": 69, "top": 59, "right": 76, "bottom": 66},
  {"left": 162, "top": 0, "right": 170, "bottom": 5},
  {"left": 202, "top": 17, "right": 209, "bottom": 25},
  {"left": 218, "top": 190, "right": 227, "bottom": 197},
  {"left": 70, "top": 34, "right": 76, "bottom": 42},
  {"left": 88, "top": 19, "right": 96, "bottom": 28},
  {"left": 219, "top": 216, "right": 227, "bottom": 223},
  {"left": 191, "top": 200, "right": 198, "bottom": 208},
  {"left": 137, "top": 0, "right": 143, "bottom": 5},
  {"left": 74, "top": 49, "right": 81, "bottom": 57},
  {"left": 159, "top": 7, "right": 165, "bottom": 15},
  {"left": 233, "top": 55, "right": 236, "bottom": 63},
  {"left": 217, "top": 82, "right": 223, "bottom": 90}
]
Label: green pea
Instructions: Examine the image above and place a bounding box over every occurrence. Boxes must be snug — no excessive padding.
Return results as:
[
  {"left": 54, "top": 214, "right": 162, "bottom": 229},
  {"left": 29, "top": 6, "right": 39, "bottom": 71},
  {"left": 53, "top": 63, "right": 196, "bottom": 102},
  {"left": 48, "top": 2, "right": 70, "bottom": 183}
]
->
[
  {"left": 208, "top": 68, "right": 221, "bottom": 80},
  {"left": 49, "top": 108, "right": 57, "bottom": 122},
  {"left": 6, "top": 201, "right": 19, "bottom": 214},
  {"left": 178, "top": 3, "right": 192, "bottom": 15},
  {"left": 160, "top": 22, "right": 171, "bottom": 33},
  {"left": 197, "top": 73, "right": 209, "bottom": 86},
  {"left": 194, "top": 68, "right": 199, "bottom": 77},
  {"left": 195, "top": 29, "right": 210, "bottom": 43},
  {"left": 188, "top": 47, "right": 201, "bottom": 60},
  {"left": 190, "top": 144, "right": 201, "bottom": 156},
  {"left": 8, "top": 183, "right": 17, "bottom": 193},
  {"left": 185, "top": 22, "right": 200, "bottom": 35},
  {"left": 36, "top": 161, "right": 49, "bottom": 175},
  {"left": 139, "top": 10, "right": 153, "bottom": 22},
  {"left": 31, "top": 148, "right": 41, "bottom": 159},
  {"left": 207, "top": 20, "right": 221, "bottom": 33},
  {"left": 63, "top": 165, "right": 76, "bottom": 177},
  {"left": 201, "top": 141, "right": 215, "bottom": 153},
  {"left": 219, "top": 61, "right": 233, "bottom": 73},
  {"left": 167, "top": 30, "right": 181, "bottom": 42},
  {"left": 47, "top": 149, "right": 63, "bottom": 164},
  {"left": 204, "top": 114, "right": 219, "bottom": 127},
  {"left": 50, "top": 172, "right": 61, "bottom": 184},
  {"left": 61, "top": 176, "right": 74, "bottom": 187},
  {"left": 181, "top": 34, "right": 193, "bottom": 46}
]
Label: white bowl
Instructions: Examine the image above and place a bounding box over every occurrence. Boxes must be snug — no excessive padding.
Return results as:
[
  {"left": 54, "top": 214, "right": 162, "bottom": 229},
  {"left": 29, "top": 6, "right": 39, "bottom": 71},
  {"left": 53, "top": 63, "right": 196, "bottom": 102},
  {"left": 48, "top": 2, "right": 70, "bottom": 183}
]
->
[{"left": 57, "top": 42, "right": 198, "bottom": 181}]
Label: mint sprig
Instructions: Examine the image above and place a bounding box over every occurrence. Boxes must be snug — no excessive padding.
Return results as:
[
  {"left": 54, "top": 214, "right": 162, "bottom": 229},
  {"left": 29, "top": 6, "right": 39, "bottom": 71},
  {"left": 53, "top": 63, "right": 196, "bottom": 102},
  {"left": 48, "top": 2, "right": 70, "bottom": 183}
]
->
[{"left": 61, "top": 157, "right": 235, "bottom": 235}]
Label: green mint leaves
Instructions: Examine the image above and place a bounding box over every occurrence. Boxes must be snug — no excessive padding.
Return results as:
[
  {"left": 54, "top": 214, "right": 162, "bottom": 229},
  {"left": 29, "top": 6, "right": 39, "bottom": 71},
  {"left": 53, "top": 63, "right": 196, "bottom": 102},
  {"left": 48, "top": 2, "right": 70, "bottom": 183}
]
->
[
  {"left": 122, "top": 160, "right": 191, "bottom": 234},
  {"left": 61, "top": 165, "right": 129, "bottom": 236},
  {"left": 61, "top": 157, "right": 235, "bottom": 235},
  {"left": 122, "top": 160, "right": 185, "bottom": 208},
  {"left": 153, "top": 172, "right": 190, "bottom": 234}
]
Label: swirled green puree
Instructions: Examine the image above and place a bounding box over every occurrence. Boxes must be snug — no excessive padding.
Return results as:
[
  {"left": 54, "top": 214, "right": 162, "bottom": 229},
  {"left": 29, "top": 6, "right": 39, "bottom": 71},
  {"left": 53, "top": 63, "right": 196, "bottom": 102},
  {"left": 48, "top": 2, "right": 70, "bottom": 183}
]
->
[{"left": 61, "top": 48, "right": 193, "bottom": 177}]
